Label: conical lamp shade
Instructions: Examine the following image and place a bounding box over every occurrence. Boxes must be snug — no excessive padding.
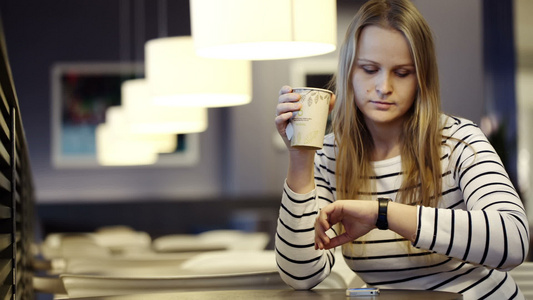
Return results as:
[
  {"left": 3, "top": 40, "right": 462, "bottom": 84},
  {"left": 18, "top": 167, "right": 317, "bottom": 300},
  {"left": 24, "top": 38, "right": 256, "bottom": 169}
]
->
[
  {"left": 145, "top": 36, "right": 252, "bottom": 107},
  {"left": 189, "top": 0, "right": 337, "bottom": 60},
  {"left": 122, "top": 78, "right": 208, "bottom": 134},
  {"left": 96, "top": 106, "right": 178, "bottom": 166},
  {"left": 96, "top": 123, "right": 158, "bottom": 166}
]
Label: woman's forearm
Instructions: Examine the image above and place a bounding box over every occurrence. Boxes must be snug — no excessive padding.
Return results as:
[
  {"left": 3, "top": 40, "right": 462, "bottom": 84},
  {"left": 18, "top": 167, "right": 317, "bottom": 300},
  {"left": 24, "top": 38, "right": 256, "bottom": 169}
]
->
[
  {"left": 286, "top": 150, "right": 316, "bottom": 194},
  {"left": 387, "top": 201, "right": 418, "bottom": 242}
]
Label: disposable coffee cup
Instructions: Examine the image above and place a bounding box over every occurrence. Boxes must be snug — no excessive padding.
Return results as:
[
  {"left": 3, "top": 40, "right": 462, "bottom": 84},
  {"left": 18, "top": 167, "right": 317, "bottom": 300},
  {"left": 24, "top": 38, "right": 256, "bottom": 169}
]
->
[{"left": 285, "top": 87, "right": 333, "bottom": 150}]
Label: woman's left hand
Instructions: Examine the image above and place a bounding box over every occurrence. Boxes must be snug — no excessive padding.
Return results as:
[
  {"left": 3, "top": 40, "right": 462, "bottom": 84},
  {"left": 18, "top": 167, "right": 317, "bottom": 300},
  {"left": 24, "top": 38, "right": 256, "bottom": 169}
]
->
[{"left": 314, "top": 200, "right": 378, "bottom": 250}]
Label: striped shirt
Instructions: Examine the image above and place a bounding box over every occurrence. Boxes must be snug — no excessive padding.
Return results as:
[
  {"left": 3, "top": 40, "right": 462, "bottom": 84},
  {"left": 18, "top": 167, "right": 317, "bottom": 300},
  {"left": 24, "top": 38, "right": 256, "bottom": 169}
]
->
[{"left": 275, "top": 114, "right": 529, "bottom": 299}]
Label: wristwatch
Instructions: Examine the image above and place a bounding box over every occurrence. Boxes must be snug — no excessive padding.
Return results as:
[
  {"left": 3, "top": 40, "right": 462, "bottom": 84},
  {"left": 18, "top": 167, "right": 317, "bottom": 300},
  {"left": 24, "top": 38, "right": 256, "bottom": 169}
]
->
[{"left": 376, "top": 197, "right": 392, "bottom": 230}]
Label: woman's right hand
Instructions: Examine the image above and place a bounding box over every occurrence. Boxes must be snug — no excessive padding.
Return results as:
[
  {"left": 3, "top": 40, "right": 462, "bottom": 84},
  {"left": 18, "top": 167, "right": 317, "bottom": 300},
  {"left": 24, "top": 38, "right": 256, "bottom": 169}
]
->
[
  {"left": 275, "top": 86, "right": 316, "bottom": 193},
  {"left": 275, "top": 85, "right": 302, "bottom": 150}
]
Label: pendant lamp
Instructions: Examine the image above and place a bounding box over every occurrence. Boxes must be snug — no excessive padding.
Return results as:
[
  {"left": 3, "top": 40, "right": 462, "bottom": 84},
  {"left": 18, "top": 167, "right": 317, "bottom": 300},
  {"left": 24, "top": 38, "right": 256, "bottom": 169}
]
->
[
  {"left": 189, "top": 0, "right": 337, "bottom": 60},
  {"left": 122, "top": 78, "right": 208, "bottom": 133},
  {"left": 96, "top": 106, "right": 169, "bottom": 166},
  {"left": 145, "top": 36, "right": 252, "bottom": 107}
]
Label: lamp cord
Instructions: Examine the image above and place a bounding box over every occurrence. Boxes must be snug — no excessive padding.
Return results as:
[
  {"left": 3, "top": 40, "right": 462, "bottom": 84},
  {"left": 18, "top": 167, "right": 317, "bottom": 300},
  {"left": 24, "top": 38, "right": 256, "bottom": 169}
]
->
[{"left": 158, "top": 0, "right": 168, "bottom": 38}]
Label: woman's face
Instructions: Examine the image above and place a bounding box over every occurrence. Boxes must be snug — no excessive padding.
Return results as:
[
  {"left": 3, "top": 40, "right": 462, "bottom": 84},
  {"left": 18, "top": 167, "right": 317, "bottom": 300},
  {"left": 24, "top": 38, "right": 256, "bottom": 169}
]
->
[{"left": 352, "top": 25, "right": 418, "bottom": 129}]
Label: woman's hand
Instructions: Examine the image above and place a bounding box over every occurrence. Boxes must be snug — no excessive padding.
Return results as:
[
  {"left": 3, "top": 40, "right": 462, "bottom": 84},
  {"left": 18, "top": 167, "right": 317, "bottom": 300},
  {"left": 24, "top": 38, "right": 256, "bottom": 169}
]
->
[
  {"left": 274, "top": 85, "right": 336, "bottom": 150},
  {"left": 275, "top": 85, "right": 302, "bottom": 149},
  {"left": 314, "top": 201, "right": 418, "bottom": 249},
  {"left": 314, "top": 201, "right": 378, "bottom": 250},
  {"left": 275, "top": 85, "right": 337, "bottom": 194}
]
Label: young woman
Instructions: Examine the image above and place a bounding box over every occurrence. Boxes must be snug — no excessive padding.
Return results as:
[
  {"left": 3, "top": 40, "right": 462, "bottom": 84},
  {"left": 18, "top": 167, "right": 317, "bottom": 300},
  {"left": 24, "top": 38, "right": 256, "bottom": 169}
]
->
[{"left": 274, "top": 0, "right": 529, "bottom": 299}]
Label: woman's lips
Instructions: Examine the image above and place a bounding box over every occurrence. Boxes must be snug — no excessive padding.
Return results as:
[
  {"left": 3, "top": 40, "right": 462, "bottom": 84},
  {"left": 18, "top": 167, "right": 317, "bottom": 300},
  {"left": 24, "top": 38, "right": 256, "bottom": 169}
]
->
[{"left": 371, "top": 100, "right": 394, "bottom": 110}]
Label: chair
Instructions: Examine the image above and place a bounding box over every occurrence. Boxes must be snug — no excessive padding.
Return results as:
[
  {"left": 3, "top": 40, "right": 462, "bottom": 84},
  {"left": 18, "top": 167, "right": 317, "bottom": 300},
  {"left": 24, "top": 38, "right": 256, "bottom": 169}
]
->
[
  {"left": 152, "top": 229, "right": 270, "bottom": 253},
  {"left": 91, "top": 226, "right": 152, "bottom": 255}
]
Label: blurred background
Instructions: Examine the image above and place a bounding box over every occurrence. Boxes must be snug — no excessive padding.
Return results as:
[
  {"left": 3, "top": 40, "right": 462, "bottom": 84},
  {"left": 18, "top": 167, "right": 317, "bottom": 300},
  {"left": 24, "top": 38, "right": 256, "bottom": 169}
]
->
[{"left": 0, "top": 0, "right": 530, "bottom": 243}]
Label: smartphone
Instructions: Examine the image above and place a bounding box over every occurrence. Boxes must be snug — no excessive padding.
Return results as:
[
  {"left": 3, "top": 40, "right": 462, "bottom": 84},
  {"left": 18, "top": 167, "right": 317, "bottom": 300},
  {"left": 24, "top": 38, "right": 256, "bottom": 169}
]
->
[{"left": 346, "top": 287, "right": 380, "bottom": 296}]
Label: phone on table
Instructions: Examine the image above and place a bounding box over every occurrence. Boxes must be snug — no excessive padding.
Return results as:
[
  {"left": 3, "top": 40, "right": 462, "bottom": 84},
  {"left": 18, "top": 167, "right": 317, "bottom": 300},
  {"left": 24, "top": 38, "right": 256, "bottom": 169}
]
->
[{"left": 346, "top": 287, "right": 380, "bottom": 297}]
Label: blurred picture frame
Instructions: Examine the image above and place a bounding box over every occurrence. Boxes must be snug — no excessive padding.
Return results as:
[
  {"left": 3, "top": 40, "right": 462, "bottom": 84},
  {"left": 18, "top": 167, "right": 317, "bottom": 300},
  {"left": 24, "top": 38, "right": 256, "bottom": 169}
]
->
[{"left": 50, "top": 62, "right": 200, "bottom": 168}]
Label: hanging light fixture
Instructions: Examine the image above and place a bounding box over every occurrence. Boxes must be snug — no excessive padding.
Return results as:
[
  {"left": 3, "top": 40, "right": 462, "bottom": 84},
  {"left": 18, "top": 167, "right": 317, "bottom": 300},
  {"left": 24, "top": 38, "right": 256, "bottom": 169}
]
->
[
  {"left": 122, "top": 78, "right": 208, "bottom": 133},
  {"left": 145, "top": 35, "right": 252, "bottom": 107},
  {"left": 189, "top": 0, "right": 337, "bottom": 60},
  {"left": 96, "top": 124, "right": 159, "bottom": 166},
  {"left": 96, "top": 106, "right": 175, "bottom": 166}
]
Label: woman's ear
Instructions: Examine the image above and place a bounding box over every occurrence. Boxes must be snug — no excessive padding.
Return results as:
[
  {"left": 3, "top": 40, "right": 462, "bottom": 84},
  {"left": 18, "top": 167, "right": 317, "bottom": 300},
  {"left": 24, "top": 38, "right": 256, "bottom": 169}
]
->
[{"left": 329, "top": 94, "right": 336, "bottom": 113}]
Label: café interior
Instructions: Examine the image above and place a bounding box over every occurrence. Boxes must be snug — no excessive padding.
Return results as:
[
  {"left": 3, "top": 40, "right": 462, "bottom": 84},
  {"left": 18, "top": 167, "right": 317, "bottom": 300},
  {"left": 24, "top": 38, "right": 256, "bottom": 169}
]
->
[{"left": 0, "top": 0, "right": 532, "bottom": 299}]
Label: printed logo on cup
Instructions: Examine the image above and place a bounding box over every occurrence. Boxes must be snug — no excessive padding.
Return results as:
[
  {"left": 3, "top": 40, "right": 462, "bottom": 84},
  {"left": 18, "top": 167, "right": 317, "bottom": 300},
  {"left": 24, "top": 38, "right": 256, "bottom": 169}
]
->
[{"left": 288, "top": 87, "right": 333, "bottom": 150}]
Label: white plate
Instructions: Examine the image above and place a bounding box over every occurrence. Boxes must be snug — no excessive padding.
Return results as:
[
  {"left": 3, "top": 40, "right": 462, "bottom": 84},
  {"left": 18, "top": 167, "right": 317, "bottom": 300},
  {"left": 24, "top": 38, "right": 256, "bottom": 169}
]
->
[
  {"left": 152, "top": 230, "right": 270, "bottom": 252},
  {"left": 179, "top": 250, "right": 277, "bottom": 274}
]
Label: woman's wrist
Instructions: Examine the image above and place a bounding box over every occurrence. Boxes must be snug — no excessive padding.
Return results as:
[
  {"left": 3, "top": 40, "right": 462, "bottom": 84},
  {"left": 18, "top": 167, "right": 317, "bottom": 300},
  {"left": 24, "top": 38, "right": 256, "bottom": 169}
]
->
[
  {"left": 286, "top": 149, "right": 316, "bottom": 193},
  {"left": 386, "top": 202, "right": 418, "bottom": 242}
]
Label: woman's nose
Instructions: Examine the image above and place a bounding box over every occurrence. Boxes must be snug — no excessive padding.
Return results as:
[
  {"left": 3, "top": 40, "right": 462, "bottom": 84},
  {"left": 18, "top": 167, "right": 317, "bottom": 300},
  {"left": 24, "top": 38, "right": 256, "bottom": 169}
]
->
[{"left": 376, "top": 73, "right": 392, "bottom": 97}]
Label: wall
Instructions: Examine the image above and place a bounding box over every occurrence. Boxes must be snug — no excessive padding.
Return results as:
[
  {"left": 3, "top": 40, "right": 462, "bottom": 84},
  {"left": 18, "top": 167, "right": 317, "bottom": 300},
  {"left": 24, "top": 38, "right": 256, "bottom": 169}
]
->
[
  {"left": 413, "top": 0, "right": 484, "bottom": 122},
  {"left": 0, "top": 0, "right": 484, "bottom": 204},
  {"left": 515, "top": 0, "right": 533, "bottom": 217}
]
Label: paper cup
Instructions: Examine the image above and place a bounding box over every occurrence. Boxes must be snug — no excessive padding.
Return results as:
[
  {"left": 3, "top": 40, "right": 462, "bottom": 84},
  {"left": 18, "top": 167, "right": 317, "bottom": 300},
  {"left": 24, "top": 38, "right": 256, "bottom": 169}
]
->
[{"left": 286, "top": 87, "right": 333, "bottom": 150}]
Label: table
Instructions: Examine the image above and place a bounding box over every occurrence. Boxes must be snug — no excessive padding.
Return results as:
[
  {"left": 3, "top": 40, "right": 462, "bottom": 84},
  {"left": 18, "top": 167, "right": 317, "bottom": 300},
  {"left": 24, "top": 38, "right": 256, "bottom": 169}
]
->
[{"left": 59, "top": 288, "right": 463, "bottom": 299}]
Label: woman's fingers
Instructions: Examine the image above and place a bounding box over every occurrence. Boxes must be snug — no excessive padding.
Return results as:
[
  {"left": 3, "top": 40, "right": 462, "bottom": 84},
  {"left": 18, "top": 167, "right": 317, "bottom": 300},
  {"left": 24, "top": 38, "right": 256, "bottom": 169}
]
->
[
  {"left": 276, "top": 85, "right": 301, "bottom": 121},
  {"left": 279, "top": 85, "right": 292, "bottom": 96},
  {"left": 314, "top": 208, "right": 335, "bottom": 250},
  {"left": 275, "top": 102, "right": 301, "bottom": 118},
  {"left": 275, "top": 85, "right": 303, "bottom": 149},
  {"left": 323, "top": 233, "right": 352, "bottom": 250}
]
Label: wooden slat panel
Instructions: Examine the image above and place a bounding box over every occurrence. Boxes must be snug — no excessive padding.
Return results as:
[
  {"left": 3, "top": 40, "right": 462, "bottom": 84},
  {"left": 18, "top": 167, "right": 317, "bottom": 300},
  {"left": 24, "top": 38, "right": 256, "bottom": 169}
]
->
[
  {"left": 0, "top": 259, "right": 11, "bottom": 286},
  {"left": 12, "top": 171, "right": 18, "bottom": 194},
  {"left": 13, "top": 249, "right": 19, "bottom": 265},
  {"left": 0, "top": 205, "right": 9, "bottom": 219},
  {"left": 10, "top": 194, "right": 17, "bottom": 208},
  {"left": 0, "top": 174, "right": 10, "bottom": 193},
  {"left": 0, "top": 84, "right": 9, "bottom": 114},
  {"left": 12, "top": 234, "right": 19, "bottom": 245},
  {"left": 0, "top": 15, "right": 34, "bottom": 300},
  {"left": 0, "top": 116, "right": 8, "bottom": 143},
  {"left": 13, "top": 261, "right": 20, "bottom": 287},
  {"left": 0, "top": 234, "right": 10, "bottom": 253},
  {"left": 0, "top": 143, "right": 9, "bottom": 167},
  {"left": 0, "top": 286, "right": 11, "bottom": 300},
  {"left": 12, "top": 156, "right": 18, "bottom": 181}
]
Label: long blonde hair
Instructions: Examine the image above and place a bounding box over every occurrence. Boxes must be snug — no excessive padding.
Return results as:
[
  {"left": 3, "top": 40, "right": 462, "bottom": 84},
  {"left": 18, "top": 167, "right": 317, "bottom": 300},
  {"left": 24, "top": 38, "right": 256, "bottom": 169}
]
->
[{"left": 331, "top": 0, "right": 442, "bottom": 206}]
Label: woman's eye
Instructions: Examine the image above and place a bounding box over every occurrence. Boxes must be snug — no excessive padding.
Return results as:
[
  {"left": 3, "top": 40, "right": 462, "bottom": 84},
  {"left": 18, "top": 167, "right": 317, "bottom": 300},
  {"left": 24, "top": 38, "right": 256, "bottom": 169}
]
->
[
  {"left": 395, "top": 70, "right": 412, "bottom": 78},
  {"left": 362, "top": 66, "right": 378, "bottom": 74}
]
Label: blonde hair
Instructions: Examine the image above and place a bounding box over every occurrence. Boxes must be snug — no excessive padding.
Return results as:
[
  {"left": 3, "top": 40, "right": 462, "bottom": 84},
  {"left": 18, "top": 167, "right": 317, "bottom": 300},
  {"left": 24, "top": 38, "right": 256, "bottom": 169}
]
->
[{"left": 331, "top": 0, "right": 442, "bottom": 206}]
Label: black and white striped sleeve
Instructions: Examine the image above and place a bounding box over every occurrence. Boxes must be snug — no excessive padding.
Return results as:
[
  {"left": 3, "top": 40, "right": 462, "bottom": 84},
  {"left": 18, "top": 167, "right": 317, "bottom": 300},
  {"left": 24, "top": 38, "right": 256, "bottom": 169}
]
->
[
  {"left": 275, "top": 152, "right": 337, "bottom": 289},
  {"left": 413, "top": 121, "right": 529, "bottom": 271}
]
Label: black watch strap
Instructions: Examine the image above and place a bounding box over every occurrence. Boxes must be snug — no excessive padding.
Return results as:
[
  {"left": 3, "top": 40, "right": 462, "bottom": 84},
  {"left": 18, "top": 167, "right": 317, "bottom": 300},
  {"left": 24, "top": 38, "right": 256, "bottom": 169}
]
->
[{"left": 376, "top": 197, "right": 391, "bottom": 230}]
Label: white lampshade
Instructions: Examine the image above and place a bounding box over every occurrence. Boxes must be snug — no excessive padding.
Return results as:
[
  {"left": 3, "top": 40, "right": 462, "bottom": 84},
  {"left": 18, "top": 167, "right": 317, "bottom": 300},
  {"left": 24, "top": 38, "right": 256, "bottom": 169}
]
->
[
  {"left": 189, "top": 0, "right": 337, "bottom": 60},
  {"left": 104, "top": 105, "right": 178, "bottom": 153},
  {"left": 96, "top": 123, "right": 158, "bottom": 166},
  {"left": 122, "top": 78, "right": 208, "bottom": 134},
  {"left": 145, "top": 36, "right": 252, "bottom": 107},
  {"left": 96, "top": 106, "right": 179, "bottom": 166}
]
